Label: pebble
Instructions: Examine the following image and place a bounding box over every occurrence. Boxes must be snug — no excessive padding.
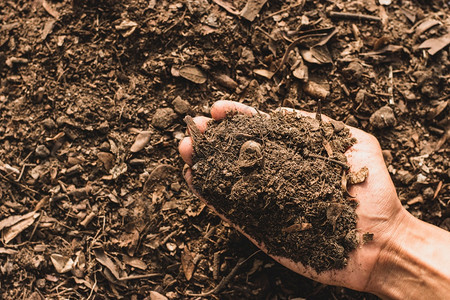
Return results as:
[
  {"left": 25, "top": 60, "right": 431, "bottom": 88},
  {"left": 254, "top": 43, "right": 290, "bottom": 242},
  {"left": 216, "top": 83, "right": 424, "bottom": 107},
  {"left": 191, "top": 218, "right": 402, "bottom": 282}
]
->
[
  {"left": 422, "top": 187, "right": 434, "bottom": 200},
  {"left": 396, "top": 169, "right": 415, "bottom": 185},
  {"left": 99, "top": 141, "right": 110, "bottom": 152},
  {"left": 149, "top": 291, "right": 168, "bottom": 300},
  {"left": 369, "top": 106, "right": 396, "bottom": 129},
  {"left": 172, "top": 96, "right": 190, "bottom": 115},
  {"left": 152, "top": 108, "right": 177, "bottom": 129},
  {"left": 35, "top": 145, "right": 50, "bottom": 158},
  {"left": 42, "top": 118, "right": 57, "bottom": 130}
]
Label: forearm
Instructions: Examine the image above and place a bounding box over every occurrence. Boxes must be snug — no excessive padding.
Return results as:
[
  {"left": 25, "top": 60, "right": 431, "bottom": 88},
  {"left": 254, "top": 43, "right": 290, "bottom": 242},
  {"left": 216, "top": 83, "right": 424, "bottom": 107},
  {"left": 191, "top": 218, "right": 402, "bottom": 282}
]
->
[{"left": 367, "top": 213, "right": 450, "bottom": 299}]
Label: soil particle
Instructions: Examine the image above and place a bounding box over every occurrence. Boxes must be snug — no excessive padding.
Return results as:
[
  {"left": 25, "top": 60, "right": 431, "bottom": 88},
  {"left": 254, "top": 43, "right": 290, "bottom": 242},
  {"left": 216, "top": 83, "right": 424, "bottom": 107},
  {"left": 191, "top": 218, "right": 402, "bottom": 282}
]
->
[
  {"left": 42, "top": 118, "right": 57, "bottom": 130},
  {"left": 172, "top": 96, "right": 191, "bottom": 115},
  {"left": 191, "top": 112, "right": 359, "bottom": 272},
  {"left": 152, "top": 108, "right": 177, "bottom": 129},
  {"left": 369, "top": 106, "right": 396, "bottom": 129},
  {"left": 35, "top": 145, "right": 50, "bottom": 158}
]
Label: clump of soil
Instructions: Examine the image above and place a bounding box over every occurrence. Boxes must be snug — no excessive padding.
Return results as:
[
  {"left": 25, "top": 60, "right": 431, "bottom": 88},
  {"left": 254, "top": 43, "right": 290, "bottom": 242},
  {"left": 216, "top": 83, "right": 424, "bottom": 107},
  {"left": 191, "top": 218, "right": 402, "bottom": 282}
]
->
[{"left": 190, "top": 112, "right": 359, "bottom": 272}]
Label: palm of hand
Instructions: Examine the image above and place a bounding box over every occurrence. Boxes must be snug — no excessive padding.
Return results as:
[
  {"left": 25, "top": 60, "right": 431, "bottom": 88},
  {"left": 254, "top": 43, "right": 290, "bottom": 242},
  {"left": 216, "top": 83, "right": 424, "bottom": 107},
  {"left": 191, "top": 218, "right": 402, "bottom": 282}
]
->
[{"left": 179, "top": 101, "right": 407, "bottom": 292}]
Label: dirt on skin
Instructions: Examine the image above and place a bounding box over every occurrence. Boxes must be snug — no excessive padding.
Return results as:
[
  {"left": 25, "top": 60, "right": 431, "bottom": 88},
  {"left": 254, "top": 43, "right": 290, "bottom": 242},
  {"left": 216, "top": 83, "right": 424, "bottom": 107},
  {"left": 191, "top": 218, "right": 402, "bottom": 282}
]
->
[{"left": 190, "top": 112, "right": 360, "bottom": 272}]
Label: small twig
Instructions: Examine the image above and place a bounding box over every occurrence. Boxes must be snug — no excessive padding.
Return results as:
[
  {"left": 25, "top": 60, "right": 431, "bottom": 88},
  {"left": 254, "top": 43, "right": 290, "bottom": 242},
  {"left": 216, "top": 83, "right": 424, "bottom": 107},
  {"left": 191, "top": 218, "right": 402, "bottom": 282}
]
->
[
  {"left": 186, "top": 258, "right": 245, "bottom": 297},
  {"left": 308, "top": 153, "right": 350, "bottom": 170},
  {"left": 316, "top": 98, "right": 322, "bottom": 122},
  {"left": 186, "top": 250, "right": 261, "bottom": 297},
  {"left": 329, "top": 11, "right": 381, "bottom": 22},
  {"left": 262, "top": 0, "right": 305, "bottom": 20}
]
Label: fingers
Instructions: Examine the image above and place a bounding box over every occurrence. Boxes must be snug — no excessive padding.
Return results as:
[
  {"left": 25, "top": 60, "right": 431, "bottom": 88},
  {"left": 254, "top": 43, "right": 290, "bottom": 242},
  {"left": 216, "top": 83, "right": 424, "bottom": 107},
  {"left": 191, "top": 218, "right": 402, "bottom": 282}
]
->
[
  {"left": 179, "top": 116, "right": 211, "bottom": 166},
  {"left": 211, "top": 100, "right": 261, "bottom": 120}
]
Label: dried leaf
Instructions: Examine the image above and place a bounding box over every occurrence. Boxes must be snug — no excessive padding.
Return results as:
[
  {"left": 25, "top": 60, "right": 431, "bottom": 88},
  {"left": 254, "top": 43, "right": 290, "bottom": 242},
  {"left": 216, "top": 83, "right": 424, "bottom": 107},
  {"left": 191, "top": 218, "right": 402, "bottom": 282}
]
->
[
  {"left": 347, "top": 166, "right": 369, "bottom": 184},
  {"left": 94, "top": 249, "right": 122, "bottom": 280},
  {"left": 181, "top": 247, "right": 196, "bottom": 281},
  {"left": 212, "top": 0, "right": 240, "bottom": 15},
  {"left": 115, "top": 20, "right": 138, "bottom": 37},
  {"left": 0, "top": 211, "right": 36, "bottom": 231},
  {"left": 41, "top": 20, "right": 56, "bottom": 40},
  {"left": 292, "top": 62, "right": 308, "bottom": 81},
  {"left": 414, "top": 19, "right": 441, "bottom": 37},
  {"left": 123, "top": 255, "right": 147, "bottom": 270},
  {"left": 179, "top": 65, "right": 207, "bottom": 84},
  {"left": 1, "top": 212, "right": 40, "bottom": 244},
  {"left": 214, "top": 74, "right": 238, "bottom": 90},
  {"left": 50, "top": 254, "right": 74, "bottom": 273},
  {"left": 282, "top": 222, "right": 312, "bottom": 233},
  {"left": 42, "top": 0, "right": 60, "bottom": 19},
  {"left": 144, "top": 164, "right": 176, "bottom": 193},
  {"left": 426, "top": 100, "right": 448, "bottom": 120},
  {"left": 240, "top": 0, "right": 268, "bottom": 22},
  {"left": 301, "top": 45, "right": 332, "bottom": 64},
  {"left": 400, "top": 8, "right": 416, "bottom": 23},
  {"left": 418, "top": 32, "right": 450, "bottom": 56},
  {"left": 360, "top": 44, "right": 403, "bottom": 56},
  {"left": 253, "top": 69, "right": 274, "bottom": 79}
]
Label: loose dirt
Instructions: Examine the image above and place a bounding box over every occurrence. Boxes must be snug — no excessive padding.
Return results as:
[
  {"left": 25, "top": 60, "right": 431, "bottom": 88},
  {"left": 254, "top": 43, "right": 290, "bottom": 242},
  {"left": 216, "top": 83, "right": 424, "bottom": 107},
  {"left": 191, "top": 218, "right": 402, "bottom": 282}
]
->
[{"left": 191, "top": 112, "right": 359, "bottom": 272}]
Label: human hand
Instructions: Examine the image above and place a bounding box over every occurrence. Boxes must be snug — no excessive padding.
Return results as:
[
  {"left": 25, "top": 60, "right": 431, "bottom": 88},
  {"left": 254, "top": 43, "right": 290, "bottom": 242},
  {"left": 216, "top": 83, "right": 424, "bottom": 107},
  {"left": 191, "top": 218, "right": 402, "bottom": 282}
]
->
[{"left": 179, "top": 100, "right": 411, "bottom": 293}]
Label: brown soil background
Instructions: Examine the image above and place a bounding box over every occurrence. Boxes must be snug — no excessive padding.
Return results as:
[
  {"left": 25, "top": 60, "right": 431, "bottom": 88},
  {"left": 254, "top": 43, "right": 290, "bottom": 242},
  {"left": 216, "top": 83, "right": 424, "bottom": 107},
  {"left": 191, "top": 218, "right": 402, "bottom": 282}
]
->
[{"left": 0, "top": 0, "right": 449, "bottom": 299}]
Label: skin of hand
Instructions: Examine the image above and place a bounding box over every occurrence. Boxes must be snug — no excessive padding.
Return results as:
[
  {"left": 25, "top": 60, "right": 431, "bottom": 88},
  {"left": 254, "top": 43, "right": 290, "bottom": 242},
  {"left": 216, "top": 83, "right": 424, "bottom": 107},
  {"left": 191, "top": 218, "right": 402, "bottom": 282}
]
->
[{"left": 178, "top": 100, "right": 450, "bottom": 297}]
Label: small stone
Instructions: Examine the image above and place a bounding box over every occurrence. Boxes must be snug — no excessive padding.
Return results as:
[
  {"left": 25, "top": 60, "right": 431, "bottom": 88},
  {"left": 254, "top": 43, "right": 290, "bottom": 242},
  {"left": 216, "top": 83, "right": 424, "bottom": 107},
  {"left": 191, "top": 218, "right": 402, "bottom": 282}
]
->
[
  {"left": 369, "top": 106, "right": 396, "bottom": 129},
  {"left": 396, "top": 169, "right": 415, "bottom": 185},
  {"left": 99, "top": 141, "right": 110, "bottom": 152},
  {"left": 422, "top": 187, "right": 434, "bottom": 200},
  {"left": 35, "top": 145, "right": 50, "bottom": 158},
  {"left": 149, "top": 291, "right": 168, "bottom": 300},
  {"left": 170, "top": 182, "right": 181, "bottom": 192},
  {"left": 152, "top": 108, "right": 177, "bottom": 129},
  {"left": 42, "top": 118, "right": 57, "bottom": 130},
  {"left": 172, "top": 96, "right": 190, "bottom": 115},
  {"left": 382, "top": 150, "right": 393, "bottom": 165},
  {"left": 345, "top": 115, "right": 359, "bottom": 127}
]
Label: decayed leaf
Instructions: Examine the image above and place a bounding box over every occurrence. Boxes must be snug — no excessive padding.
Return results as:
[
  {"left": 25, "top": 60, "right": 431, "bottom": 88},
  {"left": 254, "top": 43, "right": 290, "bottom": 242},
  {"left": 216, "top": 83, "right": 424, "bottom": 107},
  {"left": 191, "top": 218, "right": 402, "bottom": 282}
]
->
[
  {"left": 427, "top": 100, "right": 448, "bottom": 120},
  {"left": 1, "top": 212, "right": 40, "bottom": 244},
  {"left": 347, "top": 166, "right": 369, "bottom": 184},
  {"left": 240, "top": 0, "right": 268, "bottom": 22},
  {"left": 413, "top": 19, "right": 441, "bottom": 37},
  {"left": 94, "top": 249, "right": 122, "bottom": 280},
  {"left": 130, "top": 131, "right": 152, "bottom": 152},
  {"left": 123, "top": 255, "right": 147, "bottom": 270},
  {"left": 303, "top": 81, "right": 329, "bottom": 99},
  {"left": 301, "top": 45, "right": 332, "bottom": 64},
  {"left": 181, "top": 247, "right": 196, "bottom": 281},
  {"left": 253, "top": 69, "right": 274, "bottom": 79},
  {"left": 179, "top": 66, "right": 207, "bottom": 84},
  {"left": 110, "top": 162, "right": 128, "bottom": 179},
  {"left": 144, "top": 164, "right": 176, "bottom": 193},
  {"left": 115, "top": 20, "right": 138, "bottom": 37},
  {"left": 418, "top": 33, "right": 450, "bottom": 55},
  {"left": 50, "top": 254, "right": 74, "bottom": 273},
  {"left": 282, "top": 222, "right": 312, "bottom": 233},
  {"left": 149, "top": 291, "right": 168, "bottom": 300},
  {"left": 212, "top": 0, "right": 240, "bottom": 15}
]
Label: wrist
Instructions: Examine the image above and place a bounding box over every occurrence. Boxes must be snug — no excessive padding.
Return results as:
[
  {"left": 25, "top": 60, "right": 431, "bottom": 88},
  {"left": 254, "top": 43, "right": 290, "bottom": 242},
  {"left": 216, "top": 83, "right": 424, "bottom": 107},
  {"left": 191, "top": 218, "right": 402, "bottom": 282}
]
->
[{"left": 366, "top": 212, "right": 450, "bottom": 299}]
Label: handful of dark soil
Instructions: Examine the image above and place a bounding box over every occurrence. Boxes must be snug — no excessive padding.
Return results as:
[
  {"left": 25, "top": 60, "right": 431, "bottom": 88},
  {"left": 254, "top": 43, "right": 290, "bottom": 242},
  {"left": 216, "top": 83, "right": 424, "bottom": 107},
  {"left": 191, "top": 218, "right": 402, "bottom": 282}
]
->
[{"left": 188, "top": 112, "right": 359, "bottom": 272}]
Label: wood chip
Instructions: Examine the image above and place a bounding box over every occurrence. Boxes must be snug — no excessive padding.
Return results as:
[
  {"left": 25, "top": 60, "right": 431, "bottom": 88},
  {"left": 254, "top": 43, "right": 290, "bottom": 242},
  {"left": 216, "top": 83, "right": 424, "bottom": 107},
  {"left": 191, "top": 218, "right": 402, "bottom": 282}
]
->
[
  {"left": 42, "top": 0, "right": 60, "bottom": 19},
  {"left": 130, "top": 131, "right": 152, "bottom": 152}
]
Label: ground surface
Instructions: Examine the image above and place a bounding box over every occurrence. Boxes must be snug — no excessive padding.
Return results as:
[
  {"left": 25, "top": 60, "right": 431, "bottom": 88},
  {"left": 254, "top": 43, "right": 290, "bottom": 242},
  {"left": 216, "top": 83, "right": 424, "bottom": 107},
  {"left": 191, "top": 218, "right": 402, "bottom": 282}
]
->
[{"left": 0, "top": 0, "right": 449, "bottom": 299}]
